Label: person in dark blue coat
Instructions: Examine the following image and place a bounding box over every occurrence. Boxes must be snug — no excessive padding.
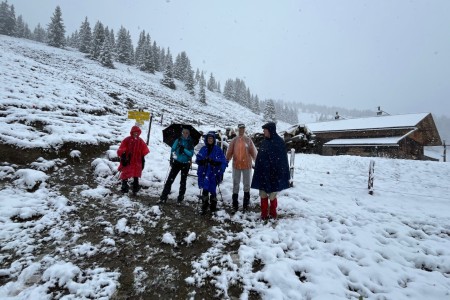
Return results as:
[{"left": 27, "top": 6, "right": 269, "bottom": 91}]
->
[
  {"left": 196, "top": 131, "right": 228, "bottom": 214},
  {"left": 251, "top": 122, "right": 290, "bottom": 219},
  {"left": 159, "top": 128, "right": 194, "bottom": 204}
]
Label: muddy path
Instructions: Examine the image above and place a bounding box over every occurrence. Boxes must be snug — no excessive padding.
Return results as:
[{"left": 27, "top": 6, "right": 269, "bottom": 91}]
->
[{"left": 1, "top": 143, "right": 259, "bottom": 299}]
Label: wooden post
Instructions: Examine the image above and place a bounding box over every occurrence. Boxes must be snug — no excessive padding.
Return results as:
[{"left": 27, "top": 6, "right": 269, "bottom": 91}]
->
[
  {"left": 289, "top": 148, "right": 295, "bottom": 187},
  {"left": 443, "top": 140, "right": 446, "bottom": 162},
  {"left": 368, "top": 160, "right": 375, "bottom": 195},
  {"left": 146, "top": 115, "right": 153, "bottom": 145}
]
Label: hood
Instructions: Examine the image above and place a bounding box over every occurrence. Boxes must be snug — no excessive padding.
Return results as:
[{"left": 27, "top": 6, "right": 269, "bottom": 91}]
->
[
  {"left": 262, "top": 122, "right": 277, "bottom": 138},
  {"left": 204, "top": 131, "right": 216, "bottom": 145},
  {"left": 130, "top": 125, "right": 142, "bottom": 137}
]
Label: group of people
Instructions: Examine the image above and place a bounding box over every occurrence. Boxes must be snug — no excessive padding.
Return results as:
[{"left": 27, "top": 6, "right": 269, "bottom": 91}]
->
[{"left": 117, "top": 122, "right": 290, "bottom": 220}]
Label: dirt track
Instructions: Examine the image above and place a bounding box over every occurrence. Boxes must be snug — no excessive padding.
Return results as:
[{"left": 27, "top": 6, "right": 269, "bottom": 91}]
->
[{"left": 1, "top": 143, "right": 259, "bottom": 299}]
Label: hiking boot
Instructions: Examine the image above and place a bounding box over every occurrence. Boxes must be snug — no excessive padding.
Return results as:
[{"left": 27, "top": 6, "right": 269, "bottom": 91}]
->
[
  {"left": 243, "top": 192, "right": 250, "bottom": 212},
  {"left": 177, "top": 195, "right": 184, "bottom": 204},
  {"left": 201, "top": 195, "right": 209, "bottom": 215},
  {"left": 121, "top": 180, "right": 129, "bottom": 193},
  {"left": 232, "top": 193, "right": 238, "bottom": 212},
  {"left": 210, "top": 195, "right": 218, "bottom": 213}
]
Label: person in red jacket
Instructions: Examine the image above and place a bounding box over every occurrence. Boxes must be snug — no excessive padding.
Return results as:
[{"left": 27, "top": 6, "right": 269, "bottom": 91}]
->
[{"left": 117, "top": 126, "right": 150, "bottom": 195}]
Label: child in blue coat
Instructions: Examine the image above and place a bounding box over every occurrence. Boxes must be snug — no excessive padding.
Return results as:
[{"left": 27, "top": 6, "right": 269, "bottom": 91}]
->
[{"left": 196, "top": 131, "right": 228, "bottom": 214}]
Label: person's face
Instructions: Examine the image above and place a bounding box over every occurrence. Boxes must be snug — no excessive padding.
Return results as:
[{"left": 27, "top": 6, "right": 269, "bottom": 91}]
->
[
  {"left": 238, "top": 127, "right": 245, "bottom": 136},
  {"left": 207, "top": 136, "right": 214, "bottom": 144},
  {"left": 263, "top": 128, "right": 270, "bottom": 138},
  {"left": 182, "top": 129, "right": 190, "bottom": 138},
  {"left": 132, "top": 131, "right": 139, "bottom": 138}
]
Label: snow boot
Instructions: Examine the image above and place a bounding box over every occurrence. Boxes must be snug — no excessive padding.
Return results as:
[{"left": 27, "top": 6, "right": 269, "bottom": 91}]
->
[
  {"left": 243, "top": 192, "right": 250, "bottom": 212},
  {"left": 201, "top": 195, "right": 209, "bottom": 215},
  {"left": 132, "top": 178, "right": 140, "bottom": 196},
  {"left": 177, "top": 195, "right": 184, "bottom": 204},
  {"left": 210, "top": 195, "right": 218, "bottom": 213},
  {"left": 269, "top": 198, "right": 278, "bottom": 219},
  {"left": 260, "top": 197, "right": 269, "bottom": 220},
  {"left": 121, "top": 180, "right": 129, "bottom": 193},
  {"left": 232, "top": 193, "right": 239, "bottom": 212}
]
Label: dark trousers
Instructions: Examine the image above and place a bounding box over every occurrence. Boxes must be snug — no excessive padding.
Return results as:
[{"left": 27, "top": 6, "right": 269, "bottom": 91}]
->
[{"left": 161, "top": 160, "right": 190, "bottom": 200}]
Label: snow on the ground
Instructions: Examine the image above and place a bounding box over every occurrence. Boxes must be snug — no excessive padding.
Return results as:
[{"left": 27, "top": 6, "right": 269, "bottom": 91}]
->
[{"left": 1, "top": 36, "right": 449, "bottom": 299}]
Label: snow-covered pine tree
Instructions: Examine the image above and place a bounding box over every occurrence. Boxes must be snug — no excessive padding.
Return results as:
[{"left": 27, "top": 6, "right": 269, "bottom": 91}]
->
[
  {"left": 142, "top": 33, "right": 155, "bottom": 73},
  {"left": 199, "top": 75, "right": 206, "bottom": 104},
  {"left": 160, "top": 63, "right": 176, "bottom": 89},
  {"left": 32, "top": 23, "right": 46, "bottom": 43},
  {"left": 99, "top": 35, "right": 114, "bottom": 68},
  {"left": 78, "top": 17, "right": 91, "bottom": 53},
  {"left": 0, "top": 1, "right": 16, "bottom": 36},
  {"left": 115, "top": 26, "right": 133, "bottom": 64},
  {"left": 47, "top": 6, "right": 65, "bottom": 48},
  {"left": 195, "top": 68, "right": 200, "bottom": 83},
  {"left": 217, "top": 81, "right": 221, "bottom": 93},
  {"left": 185, "top": 69, "right": 195, "bottom": 96},
  {"left": 135, "top": 30, "right": 146, "bottom": 70},
  {"left": 159, "top": 47, "right": 166, "bottom": 72},
  {"left": 14, "top": 14, "right": 24, "bottom": 37},
  {"left": 160, "top": 48, "right": 175, "bottom": 89},
  {"left": 90, "top": 21, "right": 105, "bottom": 60},
  {"left": 263, "top": 99, "right": 277, "bottom": 123},
  {"left": 223, "top": 79, "right": 234, "bottom": 100},
  {"left": 152, "top": 41, "right": 160, "bottom": 72},
  {"left": 207, "top": 73, "right": 216, "bottom": 92}
]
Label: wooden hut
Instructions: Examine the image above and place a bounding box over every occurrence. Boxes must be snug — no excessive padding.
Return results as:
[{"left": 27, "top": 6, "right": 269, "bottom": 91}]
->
[{"left": 306, "top": 113, "right": 442, "bottom": 160}]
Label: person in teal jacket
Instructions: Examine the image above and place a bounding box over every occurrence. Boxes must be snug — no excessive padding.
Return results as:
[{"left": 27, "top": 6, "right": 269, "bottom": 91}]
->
[{"left": 159, "top": 128, "right": 194, "bottom": 203}]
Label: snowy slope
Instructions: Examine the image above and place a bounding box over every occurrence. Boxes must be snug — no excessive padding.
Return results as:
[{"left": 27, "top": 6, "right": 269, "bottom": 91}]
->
[{"left": 1, "top": 36, "right": 450, "bottom": 299}]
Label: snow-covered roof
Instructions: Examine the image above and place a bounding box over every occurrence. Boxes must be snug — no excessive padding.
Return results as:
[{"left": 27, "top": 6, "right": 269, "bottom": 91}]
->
[
  {"left": 306, "top": 113, "right": 430, "bottom": 133},
  {"left": 324, "top": 136, "right": 404, "bottom": 147}
]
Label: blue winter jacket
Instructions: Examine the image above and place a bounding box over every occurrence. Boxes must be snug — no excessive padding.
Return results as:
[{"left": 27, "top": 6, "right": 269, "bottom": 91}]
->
[
  {"left": 172, "top": 136, "right": 194, "bottom": 164},
  {"left": 196, "top": 132, "right": 228, "bottom": 193},
  {"left": 251, "top": 122, "right": 290, "bottom": 193}
]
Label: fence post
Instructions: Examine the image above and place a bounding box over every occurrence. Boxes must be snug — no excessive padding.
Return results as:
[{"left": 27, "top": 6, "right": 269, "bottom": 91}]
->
[
  {"left": 289, "top": 148, "right": 295, "bottom": 187},
  {"left": 368, "top": 160, "right": 375, "bottom": 195}
]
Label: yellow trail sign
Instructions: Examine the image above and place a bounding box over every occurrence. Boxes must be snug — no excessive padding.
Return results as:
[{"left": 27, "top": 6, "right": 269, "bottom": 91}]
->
[{"left": 128, "top": 111, "right": 150, "bottom": 125}]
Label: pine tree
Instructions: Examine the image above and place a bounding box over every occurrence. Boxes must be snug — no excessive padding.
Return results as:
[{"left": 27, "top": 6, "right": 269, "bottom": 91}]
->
[
  {"left": 207, "top": 73, "right": 216, "bottom": 92},
  {"left": 99, "top": 35, "right": 114, "bottom": 68},
  {"left": 78, "top": 17, "right": 91, "bottom": 53},
  {"left": 116, "top": 26, "right": 133, "bottom": 64},
  {"left": 185, "top": 69, "right": 195, "bottom": 96},
  {"left": 47, "top": 6, "right": 65, "bottom": 48},
  {"left": 199, "top": 75, "right": 206, "bottom": 104},
  {"left": 142, "top": 33, "right": 155, "bottom": 73},
  {"left": 135, "top": 30, "right": 146, "bottom": 70},
  {"left": 217, "top": 81, "right": 221, "bottom": 93},
  {"left": 160, "top": 63, "right": 176, "bottom": 89},
  {"left": 152, "top": 41, "right": 160, "bottom": 72},
  {"left": 263, "top": 99, "right": 277, "bottom": 123},
  {"left": 15, "top": 14, "right": 24, "bottom": 37},
  {"left": 0, "top": 1, "right": 16, "bottom": 36},
  {"left": 90, "top": 21, "right": 105, "bottom": 59},
  {"left": 32, "top": 23, "right": 46, "bottom": 42},
  {"left": 195, "top": 68, "right": 200, "bottom": 83}
]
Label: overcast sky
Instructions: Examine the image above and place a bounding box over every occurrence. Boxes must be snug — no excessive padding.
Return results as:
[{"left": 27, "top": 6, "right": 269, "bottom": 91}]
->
[{"left": 8, "top": 0, "right": 450, "bottom": 117}]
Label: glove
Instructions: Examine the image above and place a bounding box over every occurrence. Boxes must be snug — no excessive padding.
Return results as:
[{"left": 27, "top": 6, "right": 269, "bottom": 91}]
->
[
  {"left": 197, "top": 160, "right": 205, "bottom": 166},
  {"left": 179, "top": 145, "right": 185, "bottom": 153},
  {"left": 216, "top": 173, "right": 223, "bottom": 183}
]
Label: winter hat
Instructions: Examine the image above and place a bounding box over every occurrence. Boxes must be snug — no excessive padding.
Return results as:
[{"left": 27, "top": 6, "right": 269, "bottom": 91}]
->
[{"left": 238, "top": 123, "right": 245, "bottom": 128}]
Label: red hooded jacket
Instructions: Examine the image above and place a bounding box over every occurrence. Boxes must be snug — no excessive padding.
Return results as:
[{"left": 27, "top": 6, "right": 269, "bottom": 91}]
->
[{"left": 117, "top": 126, "right": 150, "bottom": 179}]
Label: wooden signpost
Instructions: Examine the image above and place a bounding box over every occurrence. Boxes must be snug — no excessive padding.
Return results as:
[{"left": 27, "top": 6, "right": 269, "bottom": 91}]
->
[{"left": 127, "top": 110, "right": 152, "bottom": 145}]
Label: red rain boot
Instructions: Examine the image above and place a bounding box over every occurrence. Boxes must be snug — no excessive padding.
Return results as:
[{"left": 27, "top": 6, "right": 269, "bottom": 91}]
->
[
  {"left": 269, "top": 198, "right": 278, "bottom": 219},
  {"left": 260, "top": 197, "right": 269, "bottom": 220}
]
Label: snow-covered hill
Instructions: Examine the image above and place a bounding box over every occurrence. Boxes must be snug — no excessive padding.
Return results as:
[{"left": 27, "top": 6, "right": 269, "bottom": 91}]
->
[
  {"left": 0, "top": 35, "right": 280, "bottom": 150},
  {"left": 1, "top": 36, "right": 450, "bottom": 299}
]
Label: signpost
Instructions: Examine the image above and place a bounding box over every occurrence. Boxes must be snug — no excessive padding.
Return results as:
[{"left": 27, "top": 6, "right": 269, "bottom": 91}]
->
[{"left": 127, "top": 110, "right": 152, "bottom": 145}]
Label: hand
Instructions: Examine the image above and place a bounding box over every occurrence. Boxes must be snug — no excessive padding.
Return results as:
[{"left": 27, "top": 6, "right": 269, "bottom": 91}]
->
[
  {"left": 179, "top": 145, "right": 185, "bottom": 153},
  {"left": 121, "top": 152, "right": 128, "bottom": 166}
]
